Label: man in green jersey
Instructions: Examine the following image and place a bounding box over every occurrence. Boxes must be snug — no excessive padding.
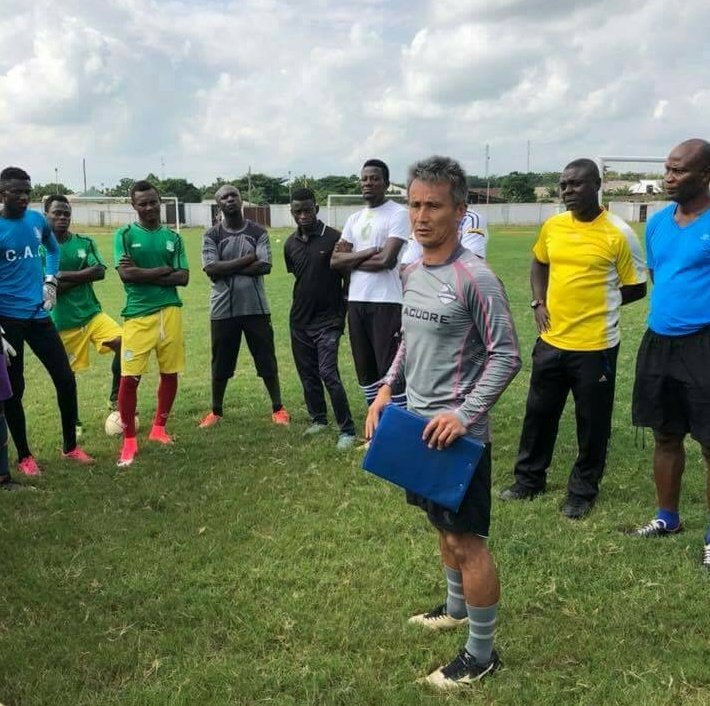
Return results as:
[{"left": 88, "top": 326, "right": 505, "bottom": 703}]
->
[
  {"left": 44, "top": 196, "right": 122, "bottom": 435},
  {"left": 113, "top": 181, "right": 189, "bottom": 468}
]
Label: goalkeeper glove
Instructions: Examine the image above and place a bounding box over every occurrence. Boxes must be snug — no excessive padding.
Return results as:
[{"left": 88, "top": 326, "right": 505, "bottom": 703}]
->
[{"left": 42, "top": 275, "right": 58, "bottom": 311}]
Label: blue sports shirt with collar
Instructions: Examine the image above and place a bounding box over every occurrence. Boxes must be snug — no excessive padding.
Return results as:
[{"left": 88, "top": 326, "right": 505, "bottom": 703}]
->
[
  {"left": 646, "top": 204, "right": 710, "bottom": 335},
  {"left": 0, "top": 209, "right": 59, "bottom": 319}
]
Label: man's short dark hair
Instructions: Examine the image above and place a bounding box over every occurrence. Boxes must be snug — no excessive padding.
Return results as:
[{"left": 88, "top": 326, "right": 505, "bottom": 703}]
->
[
  {"left": 362, "top": 159, "right": 390, "bottom": 185},
  {"left": 291, "top": 187, "right": 316, "bottom": 203},
  {"left": 678, "top": 138, "right": 710, "bottom": 172},
  {"left": 406, "top": 155, "right": 468, "bottom": 206},
  {"left": 44, "top": 194, "right": 70, "bottom": 212},
  {"left": 0, "top": 166, "right": 31, "bottom": 182},
  {"left": 564, "top": 158, "right": 601, "bottom": 181},
  {"left": 696, "top": 140, "right": 710, "bottom": 171},
  {"left": 130, "top": 180, "right": 159, "bottom": 198}
]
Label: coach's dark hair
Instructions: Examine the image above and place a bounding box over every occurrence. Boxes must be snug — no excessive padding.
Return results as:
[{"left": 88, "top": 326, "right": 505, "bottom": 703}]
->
[
  {"left": 44, "top": 194, "right": 70, "bottom": 212},
  {"left": 362, "top": 159, "right": 390, "bottom": 185},
  {"left": 130, "top": 180, "right": 159, "bottom": 198},
  {"left": 406, "top": 155, "right": 468, "bottom": 206},
  {"left": 291, "top": 187, "right": 316, "bottom": 203},
  {"left": 564, "top": 158, "right": 601, "bottom": 182},
  {"left": 0, "top": 166, "right": 31, "bottom": 182}
]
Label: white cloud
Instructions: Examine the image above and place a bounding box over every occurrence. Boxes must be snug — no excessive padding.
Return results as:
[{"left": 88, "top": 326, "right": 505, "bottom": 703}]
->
[
  {"left": 653, "top": 100, "right": 668, "bottom": 120},
  {"left": 0, "top": 0, "right": 708, "bottom": 188}
]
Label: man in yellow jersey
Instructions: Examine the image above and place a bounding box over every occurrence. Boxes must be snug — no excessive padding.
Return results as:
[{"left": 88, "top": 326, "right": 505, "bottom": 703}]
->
[
  {"left": 499, "top": 159, "right": 646, "bottom": 518},
  {"left": 114, "top": 181, "right": 189, "bottom": 468},
  {"left": 44, "top": 195, "right": 122, "bottom": 435}
]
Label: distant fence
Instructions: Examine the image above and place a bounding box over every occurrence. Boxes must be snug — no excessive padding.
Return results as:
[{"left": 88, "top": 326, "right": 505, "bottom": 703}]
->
[
  {"left": 269, "top": 202, "right": 567, "bottom": 229},
  {"left": 608, "top": 201, "right": 671, "bottom": 223},
  {"left": 32, "top": 200, "right": 670, "bottom": 231},
  {"left": 469, "top": 203, "right": 564, "bottom": 227},
  {"left": 31, "top": 201, "right": 184, "bottom": 228}
]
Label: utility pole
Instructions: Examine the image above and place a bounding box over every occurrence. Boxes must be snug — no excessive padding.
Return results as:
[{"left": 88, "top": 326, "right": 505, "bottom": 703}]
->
[
  {"left": 288, "top": 170, "right": 292, "bottom": 202},
  {"left": 54, "top": 167, "right": 59, "bottom": 193},
  {"left": 527, "top": 140, "right": 531, "bottom": 173},
  {"left": 247, "top": 165, "right": 252, "bottom": 203},
  {"left": 82, "top": 158, "right": 87, "bottom": 193},
  {"left": 485, "top": 144, "right": 490, "bottom": 205}
]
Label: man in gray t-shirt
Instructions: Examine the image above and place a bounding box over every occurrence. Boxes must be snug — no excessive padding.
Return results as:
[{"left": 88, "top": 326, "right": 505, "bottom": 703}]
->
[
  {"left": 366, "top": 156, "right": 521, "bottom": 689},
  {"left": 198, "top": 185, "right": 289, "bottom": 427}
]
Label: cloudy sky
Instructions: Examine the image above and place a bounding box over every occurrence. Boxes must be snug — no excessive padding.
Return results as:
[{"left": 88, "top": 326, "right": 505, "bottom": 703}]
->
[{"left": 1, "top": 0, "right": 708, "bottom": 190}]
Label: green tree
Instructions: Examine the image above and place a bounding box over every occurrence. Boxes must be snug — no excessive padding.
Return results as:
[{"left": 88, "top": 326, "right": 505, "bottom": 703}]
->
[
  {"left": 106, "top": 175, "right": 201, "bottom": 202},
  {"left": 160, "top": 178, "right": 202, "bottom": 203},
  {"left": 144, "top": 173, "right": 161, "bottom": 190},
  {"left": 500, "top": 172, "right": 536, "bottom": 202},
  {"left": 537, "top": 171, "right": 561, "bottom": 188},
  {"left": 466, "top": 175, "right": 505, "bottom": 188},
  {"left": 238, "top": 184, "right": 267, "bottom": 205},
  {"left": 201, "top": 174, "right": 288, "bottom": 204},
  {"left": 234, "top": 173, "right": 288, "bottom": 204},
  {"left": 311, "top": 175, "right": 358, "bottom": 204},
  {"left": 106, "top": 178, "right": 135, "bottom": 197},
  {"left": 201, "top": 178, "right": 231, "bottom": 200},
  {"left": 30, "top": 183, "right": 71, "bottom": 200}
]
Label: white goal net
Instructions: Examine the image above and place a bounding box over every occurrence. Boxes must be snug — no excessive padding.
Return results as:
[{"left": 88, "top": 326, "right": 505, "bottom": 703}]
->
[{"left": 596, "top": 155, "right": 667, "bottom": 223}]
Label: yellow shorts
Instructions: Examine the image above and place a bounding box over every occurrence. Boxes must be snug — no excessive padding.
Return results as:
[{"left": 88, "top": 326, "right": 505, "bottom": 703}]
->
[
  {"left": 121, "top": 306, "right": 185, "bottom": 376},
  {"left": 60, "top": 312, "right": 123, "bottom": 372}
]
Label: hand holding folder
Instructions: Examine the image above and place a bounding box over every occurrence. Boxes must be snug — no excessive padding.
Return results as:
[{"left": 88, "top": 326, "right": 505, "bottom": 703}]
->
[{"left": 362, "top": 404, "right": 485, "bottom": 512}]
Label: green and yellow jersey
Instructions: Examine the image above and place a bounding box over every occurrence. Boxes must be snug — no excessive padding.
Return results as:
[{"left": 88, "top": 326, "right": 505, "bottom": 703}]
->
[
  {"left": 49, "top": 233, "right": 105, "bottom": 331},
  {"left": 113, "top": 223, "right": 189, "bottom": 319}
]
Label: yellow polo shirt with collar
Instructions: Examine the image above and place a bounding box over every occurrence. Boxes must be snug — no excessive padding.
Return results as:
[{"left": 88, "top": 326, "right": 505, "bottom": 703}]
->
[{"left": 533, "top": 210, "right": 646, "bottom": 351}]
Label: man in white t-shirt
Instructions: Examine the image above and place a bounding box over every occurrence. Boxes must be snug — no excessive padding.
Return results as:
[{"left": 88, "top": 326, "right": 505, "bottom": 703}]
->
[
  {"left": 401, "top": 208, "right": 488, "bottom": 266},
  {"left": 331, "top": 159, "right": 410, "bottom": 408}
]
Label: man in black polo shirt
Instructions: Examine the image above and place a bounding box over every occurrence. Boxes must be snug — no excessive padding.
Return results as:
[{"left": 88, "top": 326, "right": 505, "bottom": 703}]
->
[{"left": 284, "top": 188, "right": 356, "bottom": 450}]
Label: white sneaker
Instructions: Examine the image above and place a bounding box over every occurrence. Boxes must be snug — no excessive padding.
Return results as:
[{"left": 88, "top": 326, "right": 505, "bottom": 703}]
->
[
  {"left": 424, "top": 649, "right": 500, "bottom": 689},
  {"left": 408, "top": 603, "right": 467, "bottom": 631},
  {"left": 335, "top": 433, "right": 356, "bottom": 451},
  {"left": 303, "top": 423, "right": 327, "bottom": 436}
]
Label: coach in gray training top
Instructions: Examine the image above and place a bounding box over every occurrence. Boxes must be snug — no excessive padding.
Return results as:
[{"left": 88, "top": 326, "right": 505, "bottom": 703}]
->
[
  {"left": 366, "top": 156, "right": 521, "bottom": 689},
  {"left": 198, "top": 185, "right": 289, "bottom": 427}
]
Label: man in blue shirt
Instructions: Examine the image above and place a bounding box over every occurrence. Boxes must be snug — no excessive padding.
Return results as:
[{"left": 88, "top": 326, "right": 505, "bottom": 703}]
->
[
  {"left": 630, "top": 139, "right": 710, "bottom": 571},
  {"left": 0, "top": 167, "right": 92, "bottom": 475}
]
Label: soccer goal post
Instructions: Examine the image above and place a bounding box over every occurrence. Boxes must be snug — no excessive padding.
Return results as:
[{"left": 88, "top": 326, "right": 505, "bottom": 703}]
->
[
  {"left": 61, "top": 195, "right": 181, "bottom": 233},
  {"left": 595, "top": 156, "right": 665, "bottom": 201}
]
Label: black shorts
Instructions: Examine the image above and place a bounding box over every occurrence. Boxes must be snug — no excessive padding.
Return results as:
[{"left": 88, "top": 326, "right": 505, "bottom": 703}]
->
[
  {"left": 632, "top": 326, "right": 710, "bottom": 445},
  {"left": 211, "top": 315, "right": 278, "bottom": 380},
  {"left": 406, "top": 444, "right": 492, "bottom": 537},
  {"left": 347, "top": 302, "right": 401, "bottom": 386}
]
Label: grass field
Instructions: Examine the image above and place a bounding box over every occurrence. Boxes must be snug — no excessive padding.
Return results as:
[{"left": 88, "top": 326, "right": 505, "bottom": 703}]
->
[{"left": 1, "top": 225, "right": 708, "bottom": 706}]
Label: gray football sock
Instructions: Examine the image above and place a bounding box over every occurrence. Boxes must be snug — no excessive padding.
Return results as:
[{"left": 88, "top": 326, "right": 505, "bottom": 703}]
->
[
  {"left": 465, "top": 602, "right": 498, "bottom": 665},
  {"left": 444, "top": 565, "right": 466, "bottom": 619}
]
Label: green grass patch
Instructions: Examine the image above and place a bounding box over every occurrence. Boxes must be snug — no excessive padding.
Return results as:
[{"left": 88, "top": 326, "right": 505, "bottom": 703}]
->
[{"left": 1, "top": 225, "right": 708, "bottom": 705}]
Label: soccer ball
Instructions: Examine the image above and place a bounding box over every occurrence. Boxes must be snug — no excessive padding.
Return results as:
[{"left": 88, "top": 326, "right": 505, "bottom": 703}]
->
[{"left": 104, "top": 411, "right": 139, "bottom": 437}]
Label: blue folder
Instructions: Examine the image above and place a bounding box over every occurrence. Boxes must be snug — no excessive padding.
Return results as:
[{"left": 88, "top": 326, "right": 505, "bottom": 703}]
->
[{"left": 362, "top": 404, "right": 485, "bottom": 512}]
